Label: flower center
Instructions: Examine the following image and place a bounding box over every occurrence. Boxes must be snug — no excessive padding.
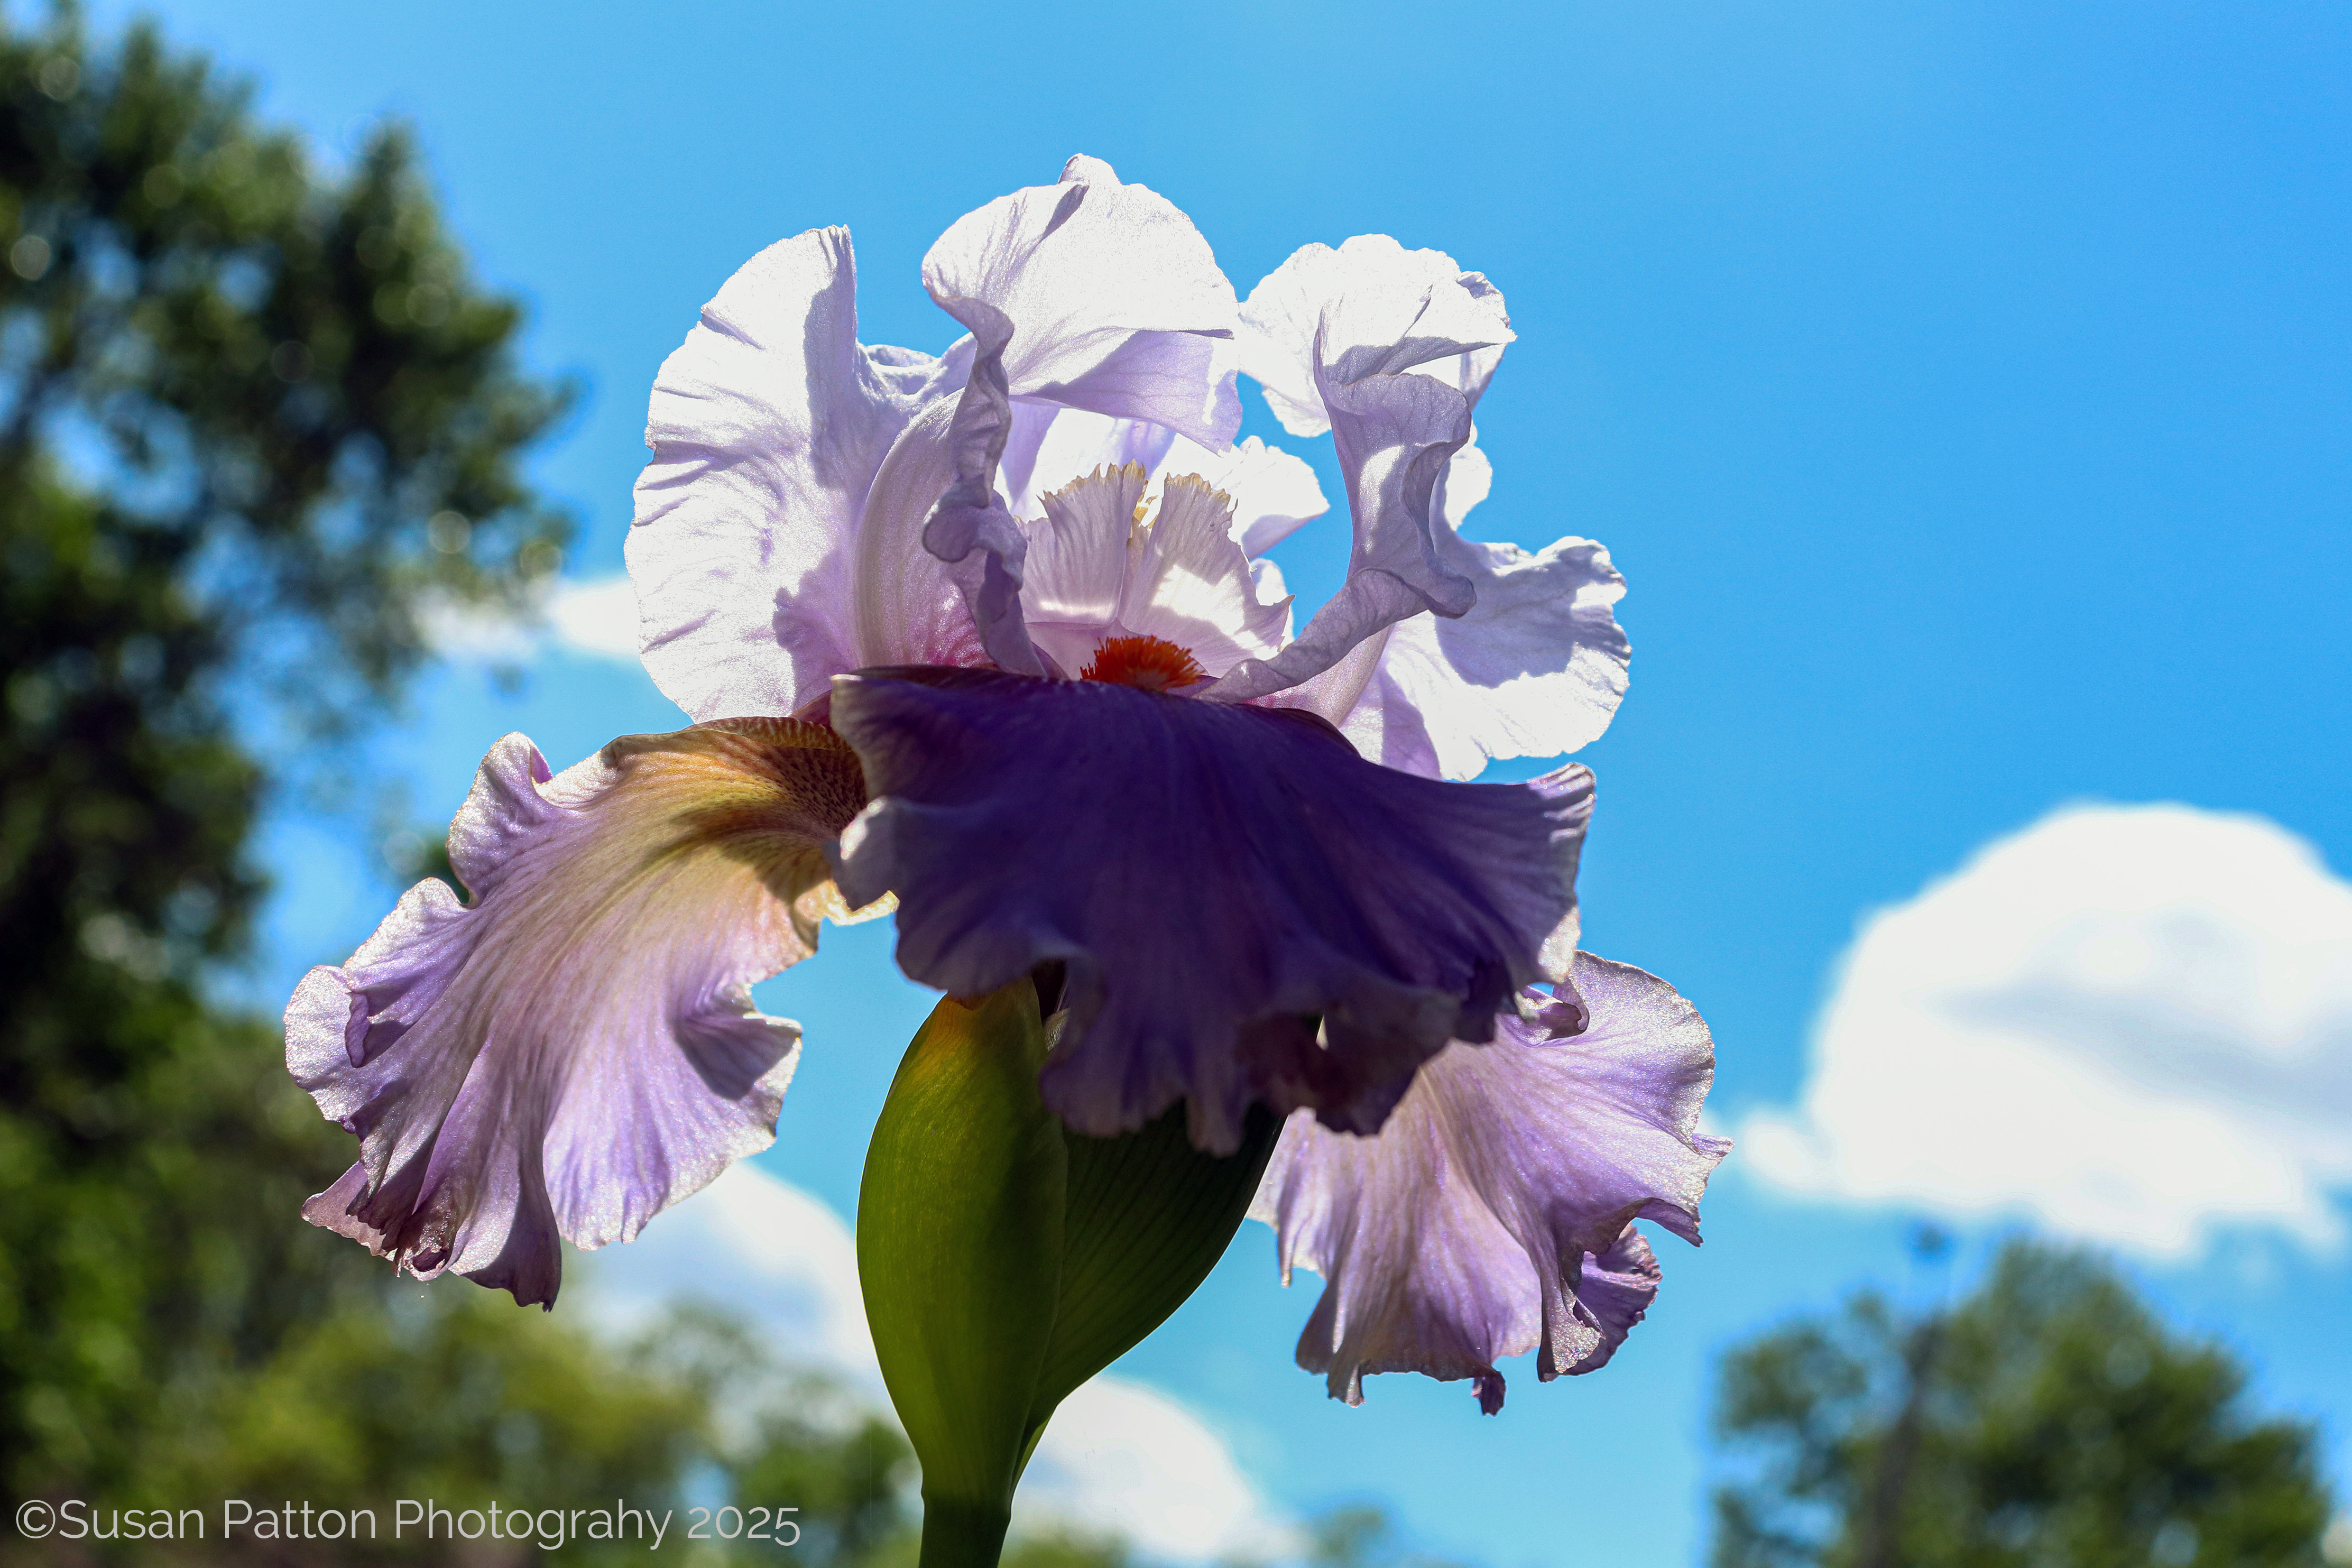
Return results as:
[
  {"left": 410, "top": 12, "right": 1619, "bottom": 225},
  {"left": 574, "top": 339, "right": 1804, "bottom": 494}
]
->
[{"left": 1080, "top": 635, "right": 1206, "bottom": 693}]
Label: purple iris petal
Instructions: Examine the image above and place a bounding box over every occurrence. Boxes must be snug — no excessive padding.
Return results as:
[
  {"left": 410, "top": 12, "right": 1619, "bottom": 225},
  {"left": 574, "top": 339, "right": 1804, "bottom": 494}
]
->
[
  {"left": 1206, "top": 236, "right": 1515, "bottom": 703},
  {"left": 285, "top": 720, "right": 868, "bottom": 1306},
  {"left": 1564, "top": 1224, "right": 1667, "bottom": 1376},
  {"left": 1252, "top": 953, "right": 1730, "bottom": 1407},
  {"left": 1335, "top": 439, "right": 1632, "bottom": 779},
  {"left": 828, "top": 668, "right": 1591, "bottom": 1154},
  {"left": 1464, "top": 1226, "right": 1661, "bottom": 1415},
  {"left": 631, "top": 227, "right": 969, "bottom": 722},
  {"left": 916, "top": 156, "right": 1242, "bottom": 676}
]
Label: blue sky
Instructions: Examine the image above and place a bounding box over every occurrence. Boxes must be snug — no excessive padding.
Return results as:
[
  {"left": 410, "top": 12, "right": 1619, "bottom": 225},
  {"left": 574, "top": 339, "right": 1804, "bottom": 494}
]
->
[{"left": 104, "top": 0, "right": 2352, "bottom": 1561}]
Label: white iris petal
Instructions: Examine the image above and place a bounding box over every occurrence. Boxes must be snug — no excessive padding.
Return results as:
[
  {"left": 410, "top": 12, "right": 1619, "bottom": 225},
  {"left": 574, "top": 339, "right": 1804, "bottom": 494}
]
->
[{"left": 1016, "top": 465, "right": 1290, "bottom": 685}]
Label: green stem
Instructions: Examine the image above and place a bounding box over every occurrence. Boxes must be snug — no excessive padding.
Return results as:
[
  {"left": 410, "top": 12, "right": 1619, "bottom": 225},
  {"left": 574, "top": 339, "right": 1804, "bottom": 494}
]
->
[{"left": 917, "top": 1495, "right": 1011, "bottom": 1568}]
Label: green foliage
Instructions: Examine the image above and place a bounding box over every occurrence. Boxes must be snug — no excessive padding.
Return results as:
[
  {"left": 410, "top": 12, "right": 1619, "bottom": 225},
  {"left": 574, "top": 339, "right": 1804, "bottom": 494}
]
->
[
  {"left": 0, "top": 14, "right": 1482, "bottom": 1568},
  {"left": 856, "top": 984, "right": 1281, "bottom": 1566},
  {"left": 0, "top": 0, "right": 570, "bottom": 1510},
  {"left": 0, "top": 3, "right": 573, "bottom": 722},
  {"left": 860, "top": 983, "right": 1066, "bottom": 1563},
  {"left": 164, "top": 1295, "right": 706, "bottom": 1543},
  {"left": 0, "top": 9, "right": 757, "bottom": 1558},
  {"left": 1304, "top": 1504, "right": 1473, "bottom": 1568},
  {"left": 998, "top": 1531, "right": 1131, "bottom": 1568},
  {"left": 1043, "top": 1092, "right": 1279, "bottom": 1422},
  {"left": 1709, "top": 1239, "right": 2336, "bottom": 1568}
]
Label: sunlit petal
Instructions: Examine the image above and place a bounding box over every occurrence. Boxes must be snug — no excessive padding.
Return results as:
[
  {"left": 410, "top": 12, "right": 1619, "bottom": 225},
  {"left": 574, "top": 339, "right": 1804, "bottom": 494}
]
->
[
  {"left": 1252, "top": 954, "right": 1729, "bottom": 1407},
  {"left": 286, "top": 720, "right": 869, "bottom": 1306},
  {"left": 631, "top": 227, "right": 966, "bottom": 720},
  {"left": 1207, "top": 237, "right": 1514, "bottom": 702},
  {"left": 1335, "top": 436, "right": 1628, "bottom": 777},
  {"left": 918, "top": 157, "right": 1242, "bottom": 675}
]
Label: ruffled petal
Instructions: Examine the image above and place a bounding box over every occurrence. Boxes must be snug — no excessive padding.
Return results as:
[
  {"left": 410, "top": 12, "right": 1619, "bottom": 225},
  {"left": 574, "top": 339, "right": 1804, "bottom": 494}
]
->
[
  {"left": 848, "top": 398, "right": 994, "bottom": 676},
  {"left": 1251, "top": 953, "right": 1729, "bottom": 1408},
  {"left": 998, "top": 404, "right": 1178, "bottom": 520},
  {"left": 1206, "top": 434, "right": 1330, "bottom": 556},
  {"left": 1021, "top": 462, "right": 1149, "bottom": 677},
  {"left": 1339, "top": 440, "right": 1630, "bottom": 778},
  {"left": 1015, "top": 466, "right": 1290, "bottom": 680},
  {"left": 997, "top": 405, "right": 1326, "bottom": 555},
  {"left": 1260, "top": 623, "right": 1392, "bottom": 732},
  {"left": 630, "top": 227, "right": 966, "bottom": 721},
  {"left": 1117, "top": 474, "right": 1290, "bottom": 673},
  {"left": 924, "top": 155, "right": 1241, "bottom": 445},
  {"left": 1565, "top": 1225, "right": 1666, "bottom": 1376},
  {"left": 916, "top": 156, "right": 1242, "bottom": 676},
  {"left": 1205, "top": 237, "right": 1514, "bottom": 703},
  {"left": 1234, "top": 234, "right": 1511, "bottom": 440},
  {"left": 828, "top": 668, "right": 1591, "bottom": 1154},
  {"left": 285, "top": 720, "right": 870, "bottom": 1306}
]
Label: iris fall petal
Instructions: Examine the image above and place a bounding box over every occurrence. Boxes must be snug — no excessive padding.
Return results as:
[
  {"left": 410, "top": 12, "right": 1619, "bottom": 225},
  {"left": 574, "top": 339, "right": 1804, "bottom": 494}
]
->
[
  {"left": 1251, "top": 953, "right": 1729, "bottom": 1407},
  {"left": 285, "top": 720, "right": 869, "bottom": 1306},
  {"left": 828, "top": 667, "right": 1592, "bottom": 1154}
]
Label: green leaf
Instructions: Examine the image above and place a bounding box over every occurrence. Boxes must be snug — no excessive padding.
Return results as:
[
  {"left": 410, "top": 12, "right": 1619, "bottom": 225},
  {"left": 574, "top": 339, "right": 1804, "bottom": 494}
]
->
[
  {"left": 859, "top": 983, "right": 1286, "bottom": 1567},
  {"left": 857, "top": 982, "right": 1065, "bottom": 1557},
  {"left": 1023, "top": 1099, "right": 1280, "bottom": 1451}
]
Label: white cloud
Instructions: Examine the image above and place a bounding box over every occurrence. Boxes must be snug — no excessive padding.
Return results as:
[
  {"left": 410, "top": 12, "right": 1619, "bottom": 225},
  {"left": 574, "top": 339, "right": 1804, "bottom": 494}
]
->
[
  {"left": 1015, "top": 1379, "right": 1302, "bottom": 1564},
  {"left": 420, "top": 574, "right": 640, "bottom": 662},
  {"left": 1741, "top": 803, "right": 2352, "bottom": 1258},
  {"left": 577, "top": 1161, "right": 879, "bottom": 1385},
  {"left": 575, "top": 1163, "right": 1293, "bottom": 1564},
  {"left": 417, "top": 592, "right": 541, "bottom": 662},
  {"left": 543, "top": 575, "right": 643, "bottom": 658}
]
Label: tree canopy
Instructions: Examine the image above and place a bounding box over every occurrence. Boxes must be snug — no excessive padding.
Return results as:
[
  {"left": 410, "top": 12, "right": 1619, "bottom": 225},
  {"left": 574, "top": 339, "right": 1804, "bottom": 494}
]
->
[{"left": 1711, "top": 1239, "right": 2337, "bottom": 1568}]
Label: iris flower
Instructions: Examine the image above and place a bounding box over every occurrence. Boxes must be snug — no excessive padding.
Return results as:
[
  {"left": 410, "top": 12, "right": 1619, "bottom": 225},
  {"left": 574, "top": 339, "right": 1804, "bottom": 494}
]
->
[{"left": 286, "top": 156, "right": 1727, "bottom": 1411}]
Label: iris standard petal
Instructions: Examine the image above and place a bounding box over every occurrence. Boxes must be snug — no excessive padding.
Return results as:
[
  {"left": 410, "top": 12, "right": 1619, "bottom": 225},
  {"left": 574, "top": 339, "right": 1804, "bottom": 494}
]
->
[
  {"left": 997, "top": 404, "right": 1326, "bottom": 556},
  {"left": 1014, "top": 463, "right": 1292, "bottom": 680},
  {"left": 285, "top": 720, "right": 869, "bottom": 1306},
  {"left": 849, "top": 398, "right": 995, "bottom": 677},
  {"left": 1205, "top": 238, "right": 1515, "bottom": 703},
  {"left": 1251, "top": 953, "right": 1729, "bottom": 1408},
  {"left": 916, "top": 156, "right": 1242, "bottom": 677},
  {"left": 1339, "top": 444, "right": 1629, "bottom": 777},
  {"left": 923, "top": 155, "right": 1241, "bottom": 447},
  {"left": 1340, "top": 534, "right": 1628, "bottom": 779},
  {"left": 631, "top": 227, "right": 966, "bottom": 721},
  {"left": 1235, "top": 234, "right": 1512, "bottom": 441},
  {"left": 1205, "top": 434, "right": 1330, "bottom": 556},
  {"left": 998, "top": 404, "right": 1176, "bottom": 520},
  {"left": 828, "top": 668, "right": 1592, "bottom": 1154}
]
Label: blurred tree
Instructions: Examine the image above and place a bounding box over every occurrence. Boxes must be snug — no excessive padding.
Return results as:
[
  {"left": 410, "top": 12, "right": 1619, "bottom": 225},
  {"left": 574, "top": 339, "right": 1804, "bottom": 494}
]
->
[
  {"left": 1302, "top": 1504, "right": 1473, "bottom": 1568},
  {"left": 0, "top": 0, "right": 574, "bottom": 1511},
  {"left": 995, "top": 1532, "right": 1130, "bottom": 1568},
  {"left": 1709, "top": 1239, "right": 2336, "bottom": 1568}
]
